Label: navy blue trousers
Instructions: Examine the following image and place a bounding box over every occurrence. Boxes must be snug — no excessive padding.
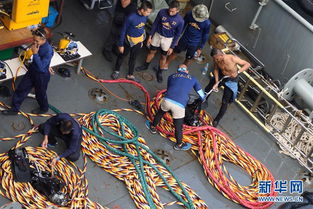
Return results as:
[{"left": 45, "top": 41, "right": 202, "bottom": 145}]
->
[{"left": 12, "top": 72, "right": 50, "bottom": 111}]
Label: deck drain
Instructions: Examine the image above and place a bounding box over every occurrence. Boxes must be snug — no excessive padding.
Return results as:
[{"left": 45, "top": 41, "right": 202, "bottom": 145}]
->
[
  {"left": 11, "top": 122, "right": 25, "bottom": 132},
  {"left": 88, "top": 88, "right": 108, "bottom": 104},
  {"left": 155, "top": 149, "right": 172, "bottom": 165},
  {"left": 137, "top": 72, "right": 154, "bottom": 81}
]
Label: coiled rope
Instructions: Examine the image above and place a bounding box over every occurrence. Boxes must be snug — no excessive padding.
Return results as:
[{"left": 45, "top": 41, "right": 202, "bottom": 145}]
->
[
  {"left": 0, "top": 126, "right": 107, "bottom": 209},
  {"left": 80, "top": 67, "right": 276, "bottom": 209},
  {"left": 77, "top": 109, "right": 208, "bottom": 209},
  {"left": 148, "top": 91, "right": 276, "bottom": 209},
  {"left": 0, "top": 65, "right": 276, "bottom": 209},
  {"left": 0, "top": 105, "right": 208, "bottom": 208},
  {"left": 266, "top": 110, "right": 313, "bottom": 163}
]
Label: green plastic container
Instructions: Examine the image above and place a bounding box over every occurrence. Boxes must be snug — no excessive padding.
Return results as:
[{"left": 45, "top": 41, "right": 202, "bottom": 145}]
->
[{"left": 0, "top": 48, "right": 14, "bottom": 60}]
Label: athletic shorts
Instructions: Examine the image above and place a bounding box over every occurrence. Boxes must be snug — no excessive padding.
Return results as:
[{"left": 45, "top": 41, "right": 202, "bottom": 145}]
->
[
  {"left": 173, "top": 40, "right": 198, "bottom": 60},
  {"left": 160, "top": 99, "right": 185, "bottom": 119},
  {"left": 150, "top": 32, "right": 173, "bottom": 55}
]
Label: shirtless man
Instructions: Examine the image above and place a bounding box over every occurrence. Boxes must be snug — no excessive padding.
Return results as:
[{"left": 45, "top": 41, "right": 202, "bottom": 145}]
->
[{"left": 204, "top": 48, "right": 251, "bottom": 127}]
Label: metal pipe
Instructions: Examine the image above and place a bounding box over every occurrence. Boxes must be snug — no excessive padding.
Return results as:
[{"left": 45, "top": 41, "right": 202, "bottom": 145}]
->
[
  {"left": 249, "top": 1, "right": 268, "bottom": 30},
  {"left": 208, "top": 0, "right": 215, "bottom": 18},
  {"left": 237, "top": 79, "right": 251, "bottom": 101},
  {"left": 237, "top": 99, "right": 313, "bottom": 172},
  {"left": 235, "top": 100, "right": 271, "bottom": 132},
  {"left": 250, "top": 92, "right": 264, "bottom": 112},
  {"left": 242, "top": 71, "right": 284, "bottom": 108},
  {"left": 274, "top": 0, "right": 313, "bottom": 33}
]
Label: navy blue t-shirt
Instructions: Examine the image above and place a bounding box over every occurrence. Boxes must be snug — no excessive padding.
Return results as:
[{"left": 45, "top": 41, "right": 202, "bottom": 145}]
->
[
  {"left": 118, "top": 12, "right": 148, "bottom": 46},
  {"left": 150, "top": 9, "right": 184, "bottom": 48},
  {"left": 180, "top": 11, "right": 211, "bottom": 49},
  {"left": 165, "top": 72, "right": 205, "bottom": 107},
  {"left": 29, "top": 41, "right": 53, "bottom": 74}
]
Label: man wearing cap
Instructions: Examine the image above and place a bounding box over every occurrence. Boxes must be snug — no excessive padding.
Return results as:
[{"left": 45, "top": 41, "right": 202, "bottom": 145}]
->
[
  {"left": 204, "top": 49, "right": 251, "bottom": 127},
  {"left": 2, "top": 28, "right": 54, "bottom": 115},
  {"left": 165, "top": 4, "right": 211, "bottom": 68},
  {"left": 145, "top": 64, "right": 205, "bottom": 151},
  {"left": 135, "top": 0, "right": 184, "bottom": 83}
]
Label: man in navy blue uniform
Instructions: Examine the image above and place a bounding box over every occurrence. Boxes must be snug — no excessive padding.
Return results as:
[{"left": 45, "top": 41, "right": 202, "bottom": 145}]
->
[
  {"left": 165, "top": 4, "right": 211, "bottom": 68},
  {"left": 2, "top": 28, "right": 54, "bottom": 115},
  {"left": 111, "top": 1, "right": 153, "bottom": 82},
  {"left": 135, "top": 1, "right": 184, "bottom": 83},
  {"left": 39, "top": 113, "right": 82, "bottom": 167},
  {"left": 102, "top": 0, "right": 137, "bottom": 62},
  {"left": 145, "top": 64, "right": 205, "bottom": 151}
]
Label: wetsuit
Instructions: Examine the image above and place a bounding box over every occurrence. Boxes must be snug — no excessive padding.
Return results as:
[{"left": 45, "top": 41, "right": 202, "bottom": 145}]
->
[{"left": 204, "top": 69, "right": 238, "bottom": 124}]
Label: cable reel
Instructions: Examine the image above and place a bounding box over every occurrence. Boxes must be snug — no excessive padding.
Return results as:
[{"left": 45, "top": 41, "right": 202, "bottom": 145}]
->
[{"left": 282, "top": 68, "right": 313, "bottom": 119}]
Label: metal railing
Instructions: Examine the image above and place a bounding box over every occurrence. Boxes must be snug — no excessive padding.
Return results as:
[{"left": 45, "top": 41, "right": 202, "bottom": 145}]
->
[{"left": 236, "top": 69, "right": 313, "bottom": 172}]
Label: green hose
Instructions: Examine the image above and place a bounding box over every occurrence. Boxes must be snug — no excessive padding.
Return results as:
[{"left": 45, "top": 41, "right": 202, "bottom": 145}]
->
[{"left": 49, "top": 105, "right": 195, "bottom": 209}]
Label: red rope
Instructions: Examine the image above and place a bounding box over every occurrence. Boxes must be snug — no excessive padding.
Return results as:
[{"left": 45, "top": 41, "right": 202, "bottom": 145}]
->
[{"left": 86, "top": 70, "right": 276, "bottom": 209}]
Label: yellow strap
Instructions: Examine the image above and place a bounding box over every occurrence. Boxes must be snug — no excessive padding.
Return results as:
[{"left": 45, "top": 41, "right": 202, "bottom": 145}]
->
[{"left": 127, "top": 34, "right": 144, "bottom": 45}]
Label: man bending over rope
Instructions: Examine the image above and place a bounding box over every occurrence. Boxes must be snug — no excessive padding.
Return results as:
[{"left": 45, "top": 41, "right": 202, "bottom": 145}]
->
[
  {"left": 39, "top": 113, "right": 82, "bottom": 167},
  {"left": 145, "top": 64, "right": 205, "bottom": 151}
]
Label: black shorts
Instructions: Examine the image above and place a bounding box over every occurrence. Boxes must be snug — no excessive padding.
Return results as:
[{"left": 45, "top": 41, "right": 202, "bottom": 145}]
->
[
  {"left": 150, "top": 45, "right": 168, "bottom": 55},
  {"left": 173, "top": 40, "right": 198, "bottom": 60}
]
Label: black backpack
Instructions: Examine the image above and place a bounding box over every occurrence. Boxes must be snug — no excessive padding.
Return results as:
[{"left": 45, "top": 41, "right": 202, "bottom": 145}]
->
[
  {"left": 185, "top": 98, "right": 202, "bottom": 126},
  {"left": 30, "top": 163, "right": 68, "bottom": 206},
  {"left": 8, "top": 148, "right": 68, "bottom": 206},
  {"left": 8, "top": 148, "right": 32, "bottom": 182}
]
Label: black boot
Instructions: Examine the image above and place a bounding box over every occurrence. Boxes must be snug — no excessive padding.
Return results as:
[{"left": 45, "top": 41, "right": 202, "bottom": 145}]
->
[
  {"left": 135, "top": 62, "right": 150, "bottom": 72},
  {"left": 212, "top": 119, "right": 219, "bottom": 127},
  {"left": 156, "top": 69, "right": 163, "bottom": 83}
]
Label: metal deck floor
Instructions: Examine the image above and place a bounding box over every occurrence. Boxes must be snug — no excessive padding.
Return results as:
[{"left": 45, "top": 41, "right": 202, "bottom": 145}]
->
[{"left": 0, "top": 0, "right": 308, "bottom": 208}]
